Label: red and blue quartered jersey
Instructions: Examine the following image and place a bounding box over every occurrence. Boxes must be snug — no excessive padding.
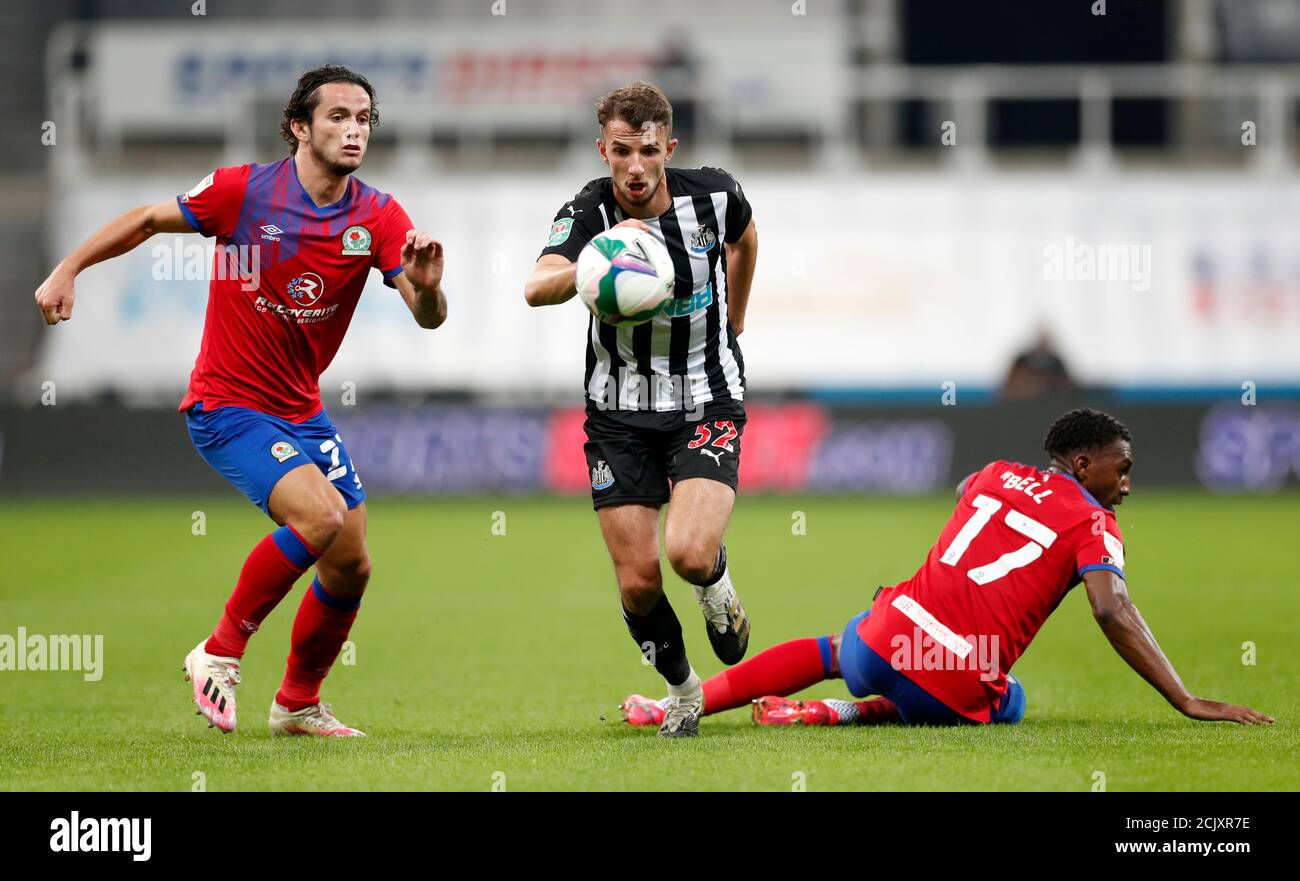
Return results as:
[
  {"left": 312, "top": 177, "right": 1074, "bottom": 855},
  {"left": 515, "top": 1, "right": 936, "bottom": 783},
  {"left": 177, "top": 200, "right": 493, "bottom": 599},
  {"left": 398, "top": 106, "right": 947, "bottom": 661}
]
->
[
  {"left": 859, "top": 460, "right": 1127, "bottom": 722},
  {"left": 175, "top": 157, "right": 412, "bottom": 421}
]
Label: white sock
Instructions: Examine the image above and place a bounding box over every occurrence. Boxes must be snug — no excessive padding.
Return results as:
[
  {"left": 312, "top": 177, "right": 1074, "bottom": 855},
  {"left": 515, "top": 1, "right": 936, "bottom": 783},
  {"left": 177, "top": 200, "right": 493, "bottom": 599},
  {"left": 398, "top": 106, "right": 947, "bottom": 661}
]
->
[{"left": 667, "top": 668, "right": 701, "bottom": 698}]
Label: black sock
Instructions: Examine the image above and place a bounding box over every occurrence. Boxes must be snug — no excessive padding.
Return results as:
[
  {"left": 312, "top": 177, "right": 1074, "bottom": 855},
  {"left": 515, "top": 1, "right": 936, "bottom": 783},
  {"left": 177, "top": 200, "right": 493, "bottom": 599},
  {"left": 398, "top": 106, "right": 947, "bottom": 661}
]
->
[
  {"left": 622, "top": 593, "right": 692, "bottom": 686},
  {"left": 695, "top": 541, "right": 727, "bottom": 587}
]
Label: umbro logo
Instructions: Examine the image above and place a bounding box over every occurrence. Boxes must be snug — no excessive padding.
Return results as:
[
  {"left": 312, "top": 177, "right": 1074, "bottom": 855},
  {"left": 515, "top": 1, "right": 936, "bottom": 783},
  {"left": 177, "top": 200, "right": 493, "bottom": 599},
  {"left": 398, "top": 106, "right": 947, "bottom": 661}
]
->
[{"left": 260, "top": 224, "right": 283, "bottom": 242}]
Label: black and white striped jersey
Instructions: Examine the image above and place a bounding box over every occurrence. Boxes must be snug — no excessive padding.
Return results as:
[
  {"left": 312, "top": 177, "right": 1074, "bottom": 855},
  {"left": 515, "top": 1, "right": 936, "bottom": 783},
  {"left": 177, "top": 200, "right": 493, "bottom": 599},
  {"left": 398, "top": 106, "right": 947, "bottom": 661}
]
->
[{"left": 539, "top": 167, "right": 752, "bottom": 413}]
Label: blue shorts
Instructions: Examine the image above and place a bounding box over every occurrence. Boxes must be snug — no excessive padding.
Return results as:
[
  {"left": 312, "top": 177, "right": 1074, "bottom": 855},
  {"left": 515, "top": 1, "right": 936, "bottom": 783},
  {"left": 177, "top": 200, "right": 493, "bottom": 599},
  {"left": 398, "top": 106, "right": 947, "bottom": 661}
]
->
[
  {"left": 186, "top": 403, "right": 365, "bottom": 514},
  {"left": 839, "top": 609, "right": 1026, "bottom": 725}
]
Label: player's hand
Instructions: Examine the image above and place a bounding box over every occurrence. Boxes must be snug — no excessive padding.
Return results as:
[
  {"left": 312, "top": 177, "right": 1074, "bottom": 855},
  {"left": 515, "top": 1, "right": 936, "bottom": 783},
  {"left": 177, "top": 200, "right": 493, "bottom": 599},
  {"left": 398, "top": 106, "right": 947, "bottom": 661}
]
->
[
  {"left": 1180, "top": 697, "right": 1274, "bottom": 725},
  {"left": 612, "top": 219, "right": 651, "bottom": 233},
  {"left": 34, "top": 267, "right": 76, "bottom": 325},
  {"left": 399, "top": 230, "right": 444, "bottom": 292}
]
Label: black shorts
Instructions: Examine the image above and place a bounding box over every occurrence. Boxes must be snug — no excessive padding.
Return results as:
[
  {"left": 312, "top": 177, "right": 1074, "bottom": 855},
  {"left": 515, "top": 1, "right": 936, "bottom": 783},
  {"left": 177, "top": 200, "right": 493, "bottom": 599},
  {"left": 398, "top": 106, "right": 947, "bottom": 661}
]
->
[{"left": 583, "top": 401, "right": 746, "bottom": 509}]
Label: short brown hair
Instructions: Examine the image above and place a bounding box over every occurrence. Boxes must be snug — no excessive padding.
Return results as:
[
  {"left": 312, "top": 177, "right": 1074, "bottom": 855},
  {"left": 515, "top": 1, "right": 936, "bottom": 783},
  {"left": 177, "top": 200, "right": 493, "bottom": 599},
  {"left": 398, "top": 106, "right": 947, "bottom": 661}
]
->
[
  {"left": 595, "top": 81, "right": 673, "bottom": 136},
  {"left": 280, "top": 65, "right": 379, "bottom": 154}
]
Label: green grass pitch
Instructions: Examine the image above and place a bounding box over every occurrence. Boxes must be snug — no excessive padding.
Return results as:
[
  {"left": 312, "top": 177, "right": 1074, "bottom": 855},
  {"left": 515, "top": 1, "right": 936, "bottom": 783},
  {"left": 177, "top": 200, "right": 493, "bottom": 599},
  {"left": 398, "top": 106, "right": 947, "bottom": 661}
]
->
[{"left": 1, "top": 492, "right": 1296, "bottom": 791}]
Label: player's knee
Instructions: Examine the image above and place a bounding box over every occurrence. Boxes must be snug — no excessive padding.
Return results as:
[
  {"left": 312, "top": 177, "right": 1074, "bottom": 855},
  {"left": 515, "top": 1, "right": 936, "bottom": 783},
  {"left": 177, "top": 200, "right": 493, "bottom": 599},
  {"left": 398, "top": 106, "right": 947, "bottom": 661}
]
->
[
  {"left": 317, "top": 502, "right": 347, "bottom": 543},
  {"left": 296, "top": 499, "right": 347, "bottom": 550},
  {"left": 617, "top": 566, "right": 663, "bottom": 615},
  {"left": 665, "top": 537, "right": 717, "bottom": 584}
]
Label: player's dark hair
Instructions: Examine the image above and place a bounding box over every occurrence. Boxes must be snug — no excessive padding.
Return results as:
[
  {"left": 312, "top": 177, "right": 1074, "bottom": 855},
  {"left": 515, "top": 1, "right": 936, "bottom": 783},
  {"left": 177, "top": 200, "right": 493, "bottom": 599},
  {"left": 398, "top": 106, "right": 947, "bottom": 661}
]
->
[
  {"left": 1043, "top": 408, "right": 1132, "bottom": 460},
  {"left": 280, "top": 65, "right": 379, "bottom": 154},
  {"left": 595, "top": 81, "right": 673, "bottom": 137}
]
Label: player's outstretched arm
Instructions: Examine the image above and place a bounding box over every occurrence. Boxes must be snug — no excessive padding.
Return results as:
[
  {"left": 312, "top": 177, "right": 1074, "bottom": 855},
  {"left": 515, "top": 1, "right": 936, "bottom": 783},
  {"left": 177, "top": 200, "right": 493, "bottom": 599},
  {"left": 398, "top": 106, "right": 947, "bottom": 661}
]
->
[
  {"left": 524, "top": 218, "right": 650, "bottom": 307},
  {"left": 723, "top": 220, "right": 757, "bottom": 336},
  {"left": 33, "top": 199, "right": 194, "bottom": 325},
  {"left": 394, "top": 230, "right": 448, "bottom": 329},
  {"left": 1083, "top": 570, "right": 1274, "bottom": 724},
  {"left": 524, "top": 254, "right": 580, "bottom": 307}
]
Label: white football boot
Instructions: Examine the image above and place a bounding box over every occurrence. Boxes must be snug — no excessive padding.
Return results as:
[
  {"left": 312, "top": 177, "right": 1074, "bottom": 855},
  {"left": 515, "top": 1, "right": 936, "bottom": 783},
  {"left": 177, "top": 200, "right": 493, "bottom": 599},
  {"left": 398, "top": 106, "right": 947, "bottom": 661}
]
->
[
  {"left": 658, "top": 690, "right": 703, "bottom": 738},
  {"left": 268, "top": 701, "right": 367, "bottom": 737},
  {"left": 183, "top": 640, "right": 240, "bottom": 733}
]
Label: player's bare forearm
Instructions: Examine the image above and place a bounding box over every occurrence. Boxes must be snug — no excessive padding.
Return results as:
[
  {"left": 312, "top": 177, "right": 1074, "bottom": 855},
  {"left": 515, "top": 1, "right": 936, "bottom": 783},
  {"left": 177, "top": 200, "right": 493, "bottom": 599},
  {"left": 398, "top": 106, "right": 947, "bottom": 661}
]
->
[
  {"left": 723, "top": 220, "right": 757, "bottom": 335},
  {"left": 35, "top": 199, "right": 192, "bottom": 325},
  {"left": 1084, "top": 570, "right": 1273, "bottom": 724},
  {"left": 396, "top": 233, "right": 448, "bottom": 329},
  {"left": 65, "top": 202, "right": 190, "bottom": 274},
  {"left": 524, "top": 256, "right": 579, "bottom": 307},
  {"left": 57, "top": 207, "right": 149, "bottom": 280},
  {"left": 411, "top": 282, "right": 447, "bottom": 329},
  {"left": 393, "top": 272, "right": 447, "bottom": 330},
  {"left": 1095, "top": 596, "right": 1193, "bottom": 710}
]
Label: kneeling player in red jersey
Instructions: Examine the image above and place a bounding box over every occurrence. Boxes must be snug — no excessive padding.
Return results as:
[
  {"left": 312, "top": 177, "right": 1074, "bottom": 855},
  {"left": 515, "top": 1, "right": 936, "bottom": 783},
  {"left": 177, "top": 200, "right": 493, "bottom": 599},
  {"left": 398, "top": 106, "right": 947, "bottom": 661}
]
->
[
  {"left": 622, "top": 409, "right": 1274, "bottom": 728},
  {"left": 34, "top": 66, "right": 449, "bottom": 736}
]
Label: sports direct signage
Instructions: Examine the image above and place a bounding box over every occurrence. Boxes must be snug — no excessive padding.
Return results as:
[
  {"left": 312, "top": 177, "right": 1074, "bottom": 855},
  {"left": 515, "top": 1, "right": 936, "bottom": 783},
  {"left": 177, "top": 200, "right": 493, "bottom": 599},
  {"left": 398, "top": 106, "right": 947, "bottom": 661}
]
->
[{"left": 86, "top": 18, "right": 845, "bottom": 136}]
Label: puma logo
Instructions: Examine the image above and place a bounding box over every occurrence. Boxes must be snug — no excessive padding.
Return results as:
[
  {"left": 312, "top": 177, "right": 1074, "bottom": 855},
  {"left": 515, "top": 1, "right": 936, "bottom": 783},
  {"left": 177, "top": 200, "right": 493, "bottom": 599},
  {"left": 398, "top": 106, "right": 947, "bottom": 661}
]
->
[{"left": 700, "top": 449, "right": 724, "bottom": 465}]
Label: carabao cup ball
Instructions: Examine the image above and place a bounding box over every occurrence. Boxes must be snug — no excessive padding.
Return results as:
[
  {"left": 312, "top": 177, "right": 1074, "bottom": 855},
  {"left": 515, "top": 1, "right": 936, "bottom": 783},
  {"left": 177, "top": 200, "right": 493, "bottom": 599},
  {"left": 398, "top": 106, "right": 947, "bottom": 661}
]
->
[{"left": 576, "top": 227, "right": 675, "bottom": 326}]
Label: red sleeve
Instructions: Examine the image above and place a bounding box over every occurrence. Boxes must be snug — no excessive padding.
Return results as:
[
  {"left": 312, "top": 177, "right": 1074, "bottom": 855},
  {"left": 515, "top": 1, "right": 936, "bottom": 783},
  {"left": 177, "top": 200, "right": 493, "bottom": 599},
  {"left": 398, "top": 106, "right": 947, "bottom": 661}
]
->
[
  {"left": 1075, "top": 512, "right": 1126, "bottom": 581},
  {"left": 176, "top": 165, "right": 249, "bottom": 240},
  {"left": 960, "top": 461, "right": 1001, "bottom": 500},
  {"left": 373, "top": 197, "right": 414, "bottom": 287}
]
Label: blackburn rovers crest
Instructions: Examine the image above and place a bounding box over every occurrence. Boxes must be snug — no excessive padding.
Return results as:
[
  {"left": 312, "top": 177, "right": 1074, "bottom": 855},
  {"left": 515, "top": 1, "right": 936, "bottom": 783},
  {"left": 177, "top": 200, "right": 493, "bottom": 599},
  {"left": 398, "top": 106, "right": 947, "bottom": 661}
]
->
[{"left": 342, "top": 225, "right": 372, "bottom": 256}]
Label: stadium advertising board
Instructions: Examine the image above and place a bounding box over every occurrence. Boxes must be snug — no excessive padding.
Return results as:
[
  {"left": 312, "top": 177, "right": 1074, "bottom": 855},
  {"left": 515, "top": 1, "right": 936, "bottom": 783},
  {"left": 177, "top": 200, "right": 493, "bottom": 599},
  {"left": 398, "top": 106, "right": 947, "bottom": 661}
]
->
[{"left": 3, "top": 401, "right": 1297, "bottom": 496}]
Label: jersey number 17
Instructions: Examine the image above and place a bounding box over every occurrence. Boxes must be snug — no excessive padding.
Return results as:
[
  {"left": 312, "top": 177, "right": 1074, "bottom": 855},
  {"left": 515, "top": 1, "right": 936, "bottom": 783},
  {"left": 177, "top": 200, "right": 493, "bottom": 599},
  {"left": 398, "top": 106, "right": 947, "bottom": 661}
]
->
[{"left": 940, "top": 494, "right": 1057, "bottom": 585}]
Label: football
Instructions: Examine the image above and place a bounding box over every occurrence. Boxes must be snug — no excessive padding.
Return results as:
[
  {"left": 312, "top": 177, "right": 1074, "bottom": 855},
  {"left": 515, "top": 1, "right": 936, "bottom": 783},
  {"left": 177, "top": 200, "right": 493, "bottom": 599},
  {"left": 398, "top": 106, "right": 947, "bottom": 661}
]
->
[{"left": 575, "top": 227, "right": 675, "bottom": 326}]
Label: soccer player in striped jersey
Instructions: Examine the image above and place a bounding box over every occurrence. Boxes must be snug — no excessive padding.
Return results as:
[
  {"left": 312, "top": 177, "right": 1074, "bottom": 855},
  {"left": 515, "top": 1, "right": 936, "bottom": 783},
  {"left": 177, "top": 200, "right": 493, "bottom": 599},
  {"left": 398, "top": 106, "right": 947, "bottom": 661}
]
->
[
  {"left": 33, "top": 66, "right": 449, "bottom": 736},
  {"left": 621, "top": 409, "right": 1274, "bottom": 729},
  {"left": 524, "top": 82, "right": 759, "bottom": 737}
]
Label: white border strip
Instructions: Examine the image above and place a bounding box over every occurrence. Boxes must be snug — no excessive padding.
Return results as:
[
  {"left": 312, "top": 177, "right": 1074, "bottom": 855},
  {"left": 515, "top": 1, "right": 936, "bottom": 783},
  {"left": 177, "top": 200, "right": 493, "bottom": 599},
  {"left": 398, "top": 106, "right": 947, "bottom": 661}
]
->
[{"left": 891, "top": 594, "right": 973, "bottom": 660}]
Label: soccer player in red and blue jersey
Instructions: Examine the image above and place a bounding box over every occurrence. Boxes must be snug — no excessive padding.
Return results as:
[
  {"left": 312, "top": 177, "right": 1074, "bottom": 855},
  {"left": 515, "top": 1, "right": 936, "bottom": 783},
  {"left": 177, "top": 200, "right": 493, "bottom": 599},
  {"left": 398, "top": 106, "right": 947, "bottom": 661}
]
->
[
  {"left": 33, "top": 66, "right": 448, "bottom": 736},
  {"left": 621, "top": 409, "right": 1274, "bottom": 728}
]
